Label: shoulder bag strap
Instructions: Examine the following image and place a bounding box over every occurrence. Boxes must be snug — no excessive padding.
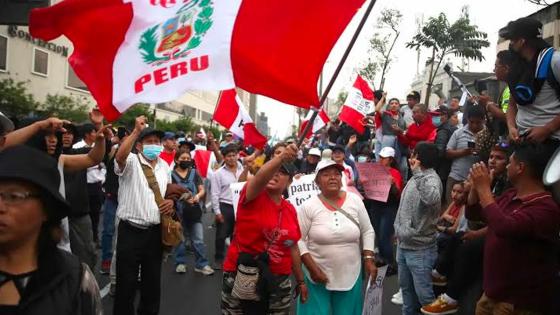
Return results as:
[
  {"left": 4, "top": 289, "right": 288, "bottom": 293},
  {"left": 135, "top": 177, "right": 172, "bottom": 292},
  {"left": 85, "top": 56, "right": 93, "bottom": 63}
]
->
[
  {"left": 137, "top": 155, "right": 165, "bottom": 205},
  {"left": 318, "top": 194, "right": 360, "bottom": 230}
]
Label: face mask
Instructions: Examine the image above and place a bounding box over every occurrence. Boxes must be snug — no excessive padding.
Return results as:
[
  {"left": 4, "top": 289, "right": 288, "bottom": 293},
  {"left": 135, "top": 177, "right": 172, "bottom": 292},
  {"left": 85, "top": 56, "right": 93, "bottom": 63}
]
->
[
  {"left": 142, "top": 144, "right": 163, "bottom": 161},
  {"left": 357, "top": 155, "right": 368, "bottom": 163},
  {"left": 179, "top": 160, "right": 193, "bottom": 169},
  {"left": 187, "top": 137, "right": 193, "bottom": 142},
  {"left": 432, "top": 116, "right": 442, "bottom": 127}
]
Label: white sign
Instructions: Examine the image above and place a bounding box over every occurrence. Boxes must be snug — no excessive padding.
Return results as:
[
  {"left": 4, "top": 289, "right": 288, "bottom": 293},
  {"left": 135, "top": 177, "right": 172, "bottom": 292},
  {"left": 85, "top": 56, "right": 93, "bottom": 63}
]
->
[
  {"left": 287, "top": 174, "right": 349, "bottom": 210},
  {"left": 362, "top": 265, "right": 388, "bottom": 315},
  {"left": 230, "top": 181, "right": 246, "bottom": 218}
]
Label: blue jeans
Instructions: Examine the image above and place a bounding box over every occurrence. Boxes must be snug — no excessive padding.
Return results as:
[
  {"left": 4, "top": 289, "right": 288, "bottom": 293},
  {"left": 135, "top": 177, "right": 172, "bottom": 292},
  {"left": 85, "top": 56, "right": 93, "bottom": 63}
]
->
[
  {"left": 397, "top": 245, "right": 437, "bottom": 315},
  {"left": 371, "top": 203, "right": 397, "bottom": 265},
  {"left": 101, "top": 197, "right": 118, "bottom": 261},
  {"left": 174, "top": 221, "right": 209, "bottom": 269}
]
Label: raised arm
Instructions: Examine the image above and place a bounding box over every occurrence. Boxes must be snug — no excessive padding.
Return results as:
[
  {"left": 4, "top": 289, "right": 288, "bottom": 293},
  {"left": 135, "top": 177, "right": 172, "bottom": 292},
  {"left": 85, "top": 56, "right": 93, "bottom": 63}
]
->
[
  {"left": 61, "top": 125, "right": 111, "bottom": 172},
  {"left": 244, "top": 144, "right": 297, "bottom": 203},
  {"left": 115, "top": 116, "right": 145, "bottom": 171},
  {"left": 3, "top": 117, "right": 68, "bottom": 150}
]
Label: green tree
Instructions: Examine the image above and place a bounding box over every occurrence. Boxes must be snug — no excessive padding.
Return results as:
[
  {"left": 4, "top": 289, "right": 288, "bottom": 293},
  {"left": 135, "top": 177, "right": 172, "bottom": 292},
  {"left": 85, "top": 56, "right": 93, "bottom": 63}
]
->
[
  {"left": 115, "top": 103, "right": 154, "bottom": 128},
  {"left": 0, "top": 79, "right": 39, "bottom": 119},
  {"left": 40, "top": 94, "right": 90, "bottom": 123},
  {"left": 361, "top": 8, "right": 402, "bottom": 89},
  {"left": 173, "top": 117, "right": 195, "bottom": 133},
  {"left": 406, "top": 7, "right": 489, "bottom": 104}
]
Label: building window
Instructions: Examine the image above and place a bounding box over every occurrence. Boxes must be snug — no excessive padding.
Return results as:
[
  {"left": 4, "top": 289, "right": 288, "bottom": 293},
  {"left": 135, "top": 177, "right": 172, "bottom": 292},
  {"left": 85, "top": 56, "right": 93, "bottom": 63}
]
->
[
  {"left": 32, "top": 48, "right": 48, "bottom": 76},
  {"left": 0, "top": 35, "right": 7, "bottom": 72},
  {"left": 66, "top": 64, "right": 89, "bottom": 92},
  {"left": 201, "top": 111, "right": 213, "bottom": 122}
]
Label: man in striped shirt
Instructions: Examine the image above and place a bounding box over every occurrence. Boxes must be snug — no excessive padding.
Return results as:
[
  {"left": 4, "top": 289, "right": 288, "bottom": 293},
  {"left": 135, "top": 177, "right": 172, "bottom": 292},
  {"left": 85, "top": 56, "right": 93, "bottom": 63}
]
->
[{"left": 113, "top": 116, "right": 174, "bottom": 315}]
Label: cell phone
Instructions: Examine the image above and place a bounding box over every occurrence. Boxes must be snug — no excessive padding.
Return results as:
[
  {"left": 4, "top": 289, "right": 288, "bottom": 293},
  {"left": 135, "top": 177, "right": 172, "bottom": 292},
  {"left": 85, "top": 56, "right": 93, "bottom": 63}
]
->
[{"left": 467, "top": 141, "right": 475, "bottom": 149}]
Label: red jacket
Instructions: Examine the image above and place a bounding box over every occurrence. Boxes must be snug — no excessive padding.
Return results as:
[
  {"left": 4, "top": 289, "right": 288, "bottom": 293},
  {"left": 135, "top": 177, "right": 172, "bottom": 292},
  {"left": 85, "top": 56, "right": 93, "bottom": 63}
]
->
[{"left": 397, "top": 118, "right": 436, "bottom": 150}]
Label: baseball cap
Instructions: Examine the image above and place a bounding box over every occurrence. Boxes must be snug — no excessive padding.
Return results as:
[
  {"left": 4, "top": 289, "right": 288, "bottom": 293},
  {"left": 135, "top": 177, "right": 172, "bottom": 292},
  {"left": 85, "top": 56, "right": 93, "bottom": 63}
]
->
[
  {"left": 406, "top": 91, "right": 421, "bottom": 100},
  {"left": 0, "top": 111, "right": 14, "bottom": 135},
  {"left": 499, "top": 17, "right": 543, "bottom": 40},
  {"left": 308, "top": 148, "right": 321, "bottom": 157},
  {"left": 138, "top": 128, "right": 164, "bottom": 141},
  {"left": 332, "top": 144, "right": 346, "bottom": 153},
  {"left": 379, "top": 147, "right": 396, "bottom": 158},
  {"left": 315, "top": 159, "right": 345, "bottom": 174},
  {"left": 163, "top": 132, "right": 176, "bottom": 140}
]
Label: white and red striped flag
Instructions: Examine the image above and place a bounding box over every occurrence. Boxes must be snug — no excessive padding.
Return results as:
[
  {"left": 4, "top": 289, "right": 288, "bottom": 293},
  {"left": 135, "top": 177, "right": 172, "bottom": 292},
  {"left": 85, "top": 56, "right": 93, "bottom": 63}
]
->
[
  {"left": 29, "top": 0, "right": 365, "bottom": 121},
  {"left": 299, "top": 108, "right": 330, "bottom": 139},
  {"left": 338, "top": 75, "right": 375, "bottom": 134},
  {"left": 192, "top": 149, "right": 215, "bottom": 179},
  {"left": 213, "top": 89, "right": 267, "bottom": 150}
]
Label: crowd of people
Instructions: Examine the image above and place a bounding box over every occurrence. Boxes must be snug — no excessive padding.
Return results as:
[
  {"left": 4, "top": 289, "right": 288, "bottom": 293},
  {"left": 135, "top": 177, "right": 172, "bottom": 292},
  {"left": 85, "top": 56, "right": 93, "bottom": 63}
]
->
[{"left": 0, "top": 16, "right": 560, "bottom": 315}]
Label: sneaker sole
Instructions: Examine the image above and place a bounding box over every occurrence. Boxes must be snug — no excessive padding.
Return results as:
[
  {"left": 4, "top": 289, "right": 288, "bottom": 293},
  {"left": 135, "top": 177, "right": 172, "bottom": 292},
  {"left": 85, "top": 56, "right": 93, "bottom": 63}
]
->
[
  {"left": 421, "top": 308, "right": 458, "bottom": 315},
  {"left": 194, "top": 269, "right": 215, "bottom": 276},
  {"left": 433, "top": 282, "right": 448, "bottom": 287},
  {"left": 391, "top": 299, "right": 403, "bottom": 305}
]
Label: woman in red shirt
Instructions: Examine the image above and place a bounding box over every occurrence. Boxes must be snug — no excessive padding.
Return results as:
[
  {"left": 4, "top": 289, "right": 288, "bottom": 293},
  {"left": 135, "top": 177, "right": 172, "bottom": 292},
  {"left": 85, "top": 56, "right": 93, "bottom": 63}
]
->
[{"left": 221, "top": 144, "right": 307, "bottom": 314}]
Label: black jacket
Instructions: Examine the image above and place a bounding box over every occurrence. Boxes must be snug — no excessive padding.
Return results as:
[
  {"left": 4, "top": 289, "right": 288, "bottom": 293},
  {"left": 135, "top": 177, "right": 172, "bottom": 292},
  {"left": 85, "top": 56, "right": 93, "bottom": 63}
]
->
[
  {"left": 434, "top": 122, "right": 457, "bottom": 183},
  {"left": 12, "top": 249, "right": 100, "bottom": 315}
]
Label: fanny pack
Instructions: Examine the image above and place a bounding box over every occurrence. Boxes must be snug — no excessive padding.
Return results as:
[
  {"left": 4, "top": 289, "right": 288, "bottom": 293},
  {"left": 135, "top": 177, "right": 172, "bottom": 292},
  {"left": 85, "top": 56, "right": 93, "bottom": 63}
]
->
[{"left": 231, "top": 209, "right": 283, "bottom": 301}]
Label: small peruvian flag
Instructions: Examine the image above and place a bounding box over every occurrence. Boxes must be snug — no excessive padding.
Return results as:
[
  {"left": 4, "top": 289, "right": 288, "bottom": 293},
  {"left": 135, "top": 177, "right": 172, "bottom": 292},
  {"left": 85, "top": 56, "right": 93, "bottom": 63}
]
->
[
  {"left": 213, "top": 89, "right": 267, "bottom": 150},
  {"left": 192, "top": 149, "right": 215, "bottom": 179},
  {"left": 299, "top": 108, "right": 330, "bottom": 139},
  {"left": 338, "top": 75, "right": 375, "bottom": 134},
  {"left": 29, "top": 0, "right": 365, "bottom": 121}
]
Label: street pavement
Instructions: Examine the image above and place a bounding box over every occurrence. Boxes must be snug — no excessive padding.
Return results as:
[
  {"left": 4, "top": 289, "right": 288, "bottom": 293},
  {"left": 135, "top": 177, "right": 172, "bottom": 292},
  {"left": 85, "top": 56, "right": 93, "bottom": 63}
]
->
[{"left": 95, "top": 212, "right": 403, "bottom": 315}]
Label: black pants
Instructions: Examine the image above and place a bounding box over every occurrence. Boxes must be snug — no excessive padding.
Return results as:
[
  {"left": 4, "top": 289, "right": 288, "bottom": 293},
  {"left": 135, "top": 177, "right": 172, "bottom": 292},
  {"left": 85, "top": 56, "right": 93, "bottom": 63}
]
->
[
  {"left": 215, "top": 202, "right": 235, "bottom": 261},
  {"left": 435, "top": 232, "right": 465, "bottom": 276},
  {"left": 114, "top": 221, "right": 162, "bottom": 315},
  {"left": 87, "top": 182, "right": 104, "bottom": 244},
  {"left": 446, "top": 236, "right": 485, "bottom": 300}
]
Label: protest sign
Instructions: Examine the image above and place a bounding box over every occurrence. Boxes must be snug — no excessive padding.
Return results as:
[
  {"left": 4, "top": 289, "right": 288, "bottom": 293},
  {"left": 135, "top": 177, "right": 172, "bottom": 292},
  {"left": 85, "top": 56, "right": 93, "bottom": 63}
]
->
[
  {"left": 230, "top": 182, "right": 246, "bottom": 218},
  {"left": 287, "top": 174, "right": 321, "bottom": 210},
  {"left": 355, "top": 163, "right": 392, "bottom": 202},
  {"left": 362, "top": 265, "right": 388, "bottom": 315}
]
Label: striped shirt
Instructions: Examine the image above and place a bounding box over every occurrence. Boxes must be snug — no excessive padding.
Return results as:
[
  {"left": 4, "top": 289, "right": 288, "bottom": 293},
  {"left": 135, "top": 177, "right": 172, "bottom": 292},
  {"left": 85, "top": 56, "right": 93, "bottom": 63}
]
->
[
  {"left": 115, "top": 153, "right": 171, "bottom": 226},
  {"left": 210, "top": 163, "right": 243, "bottom": 214}
]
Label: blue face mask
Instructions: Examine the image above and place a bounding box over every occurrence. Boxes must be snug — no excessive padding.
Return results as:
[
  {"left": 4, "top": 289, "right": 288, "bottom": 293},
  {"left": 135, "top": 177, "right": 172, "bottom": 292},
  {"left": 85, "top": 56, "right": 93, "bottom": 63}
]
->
[
  {"left": 142, "top": 144, "right": 163, "bottom": 161},
  {"left": 432, "top": 116, "right": 442, "bottom": 127}
]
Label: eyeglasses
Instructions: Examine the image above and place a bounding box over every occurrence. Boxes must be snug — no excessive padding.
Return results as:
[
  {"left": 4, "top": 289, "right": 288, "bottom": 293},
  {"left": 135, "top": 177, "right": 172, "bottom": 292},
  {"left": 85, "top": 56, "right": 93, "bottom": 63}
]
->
[{"left": 0, "top": 191, "right": 40, "bottom": 205}]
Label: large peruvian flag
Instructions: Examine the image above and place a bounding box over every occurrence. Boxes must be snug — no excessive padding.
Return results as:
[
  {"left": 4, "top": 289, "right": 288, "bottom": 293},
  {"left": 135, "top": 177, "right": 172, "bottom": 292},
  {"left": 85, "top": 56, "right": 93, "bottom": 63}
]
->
[
  {"left": 214, "top": 89, "right": 267, "bottom": 150},
  {"left": 338, "top": 75, "right": 375, "bottom": 134},
  {"left": 29, "top": 0, "right": 366, "bottom": 121},
  {"left": 299, "top": 108, "right": 330, "bottom": 139}
]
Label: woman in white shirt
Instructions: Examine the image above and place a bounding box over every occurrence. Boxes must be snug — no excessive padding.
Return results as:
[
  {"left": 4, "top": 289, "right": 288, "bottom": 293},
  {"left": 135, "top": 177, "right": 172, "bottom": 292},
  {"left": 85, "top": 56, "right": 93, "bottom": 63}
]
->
[{"left": 297, "top": 159, "right": 376, "bottom": 315}]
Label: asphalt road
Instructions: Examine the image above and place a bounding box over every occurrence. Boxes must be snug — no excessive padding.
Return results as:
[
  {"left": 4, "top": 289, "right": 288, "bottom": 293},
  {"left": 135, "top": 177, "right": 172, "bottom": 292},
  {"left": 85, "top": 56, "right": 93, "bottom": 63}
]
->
[{"left": 95, "top": 212, "right": 403, "bottom": 315}]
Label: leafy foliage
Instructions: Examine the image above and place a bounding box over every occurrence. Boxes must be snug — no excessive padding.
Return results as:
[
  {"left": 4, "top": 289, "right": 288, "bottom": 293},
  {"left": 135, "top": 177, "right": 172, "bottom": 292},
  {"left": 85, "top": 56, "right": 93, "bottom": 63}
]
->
[
  {"left": 115, "top": 104, "right": 155, "bottom": 129},
  {"left": 406, "top": 7, "right": 489, "bottom": 104},
  {"left": 361, "top": 8, "right": 402, "bottom": 89},
  {"left": 0, "top": 79, "right": 39, "bottom": 118},
  {"left": 40, "top": 94, "right": 90, "bottom": 122}
]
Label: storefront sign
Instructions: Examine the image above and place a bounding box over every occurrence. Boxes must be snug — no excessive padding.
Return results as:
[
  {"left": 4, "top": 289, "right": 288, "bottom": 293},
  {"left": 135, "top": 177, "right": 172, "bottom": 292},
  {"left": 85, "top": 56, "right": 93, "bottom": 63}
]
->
[{"left": 7, "top": 25, "right": 69, "bottom": 57}]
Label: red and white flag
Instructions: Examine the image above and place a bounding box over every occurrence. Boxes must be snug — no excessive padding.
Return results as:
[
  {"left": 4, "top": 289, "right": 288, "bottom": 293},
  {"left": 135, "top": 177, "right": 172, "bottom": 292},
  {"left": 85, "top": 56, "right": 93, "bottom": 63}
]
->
[
  {"left": 192, "top": 149, "right": 215, "bottom": 179},
  {"left": 29, "top": 0, "right": 365, "bottom": 121},
  {"left": 299, "top": 108, "right": 330, "bottom": 139},
  {"left": 338, "top": 75, "right": 375, "bottom": 134},
  {"left": 214, "top": 89, "right": 267, "bottom": 149}
]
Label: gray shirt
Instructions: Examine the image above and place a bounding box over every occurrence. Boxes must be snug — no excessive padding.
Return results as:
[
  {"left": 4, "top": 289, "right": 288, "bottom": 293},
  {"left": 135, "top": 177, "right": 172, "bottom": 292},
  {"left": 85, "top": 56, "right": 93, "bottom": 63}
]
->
[
  {"left": 400, "top": 105, "right": 414, "bottom": 128},
  {"left": 210, "top": 163, "right": 243, "bottom": 214},
  {"left": 446, "top": 125, "right": 480, "bottom": 181},
  {"left": 516, "top": 81, "right": 560, "bottom": 140},
  {"left": 394, "top": 168, "right": 442, "bottom": 250}
]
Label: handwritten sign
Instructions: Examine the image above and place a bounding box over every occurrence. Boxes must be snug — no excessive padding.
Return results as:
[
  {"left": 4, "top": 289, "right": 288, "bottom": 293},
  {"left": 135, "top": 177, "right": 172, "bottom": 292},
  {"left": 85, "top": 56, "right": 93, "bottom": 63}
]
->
[
  {"left": 362, "top": 265, "right": 388, "bottom": 315},
  {"left": 230, "top": 182, "right": 246, "bottom": 218},
  {"left": 355, "top": 163, "right": 392, "bottom": 202},
  {"left": 287, "top": 174, "right": 322, "bottom": 210}
]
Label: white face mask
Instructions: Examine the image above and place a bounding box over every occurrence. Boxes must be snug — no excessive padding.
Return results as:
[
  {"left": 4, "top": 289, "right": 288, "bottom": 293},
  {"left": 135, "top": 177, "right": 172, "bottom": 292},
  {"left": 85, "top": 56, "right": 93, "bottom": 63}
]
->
[{"left": 357, "top": 155, "right": 368, "bottom": 163}]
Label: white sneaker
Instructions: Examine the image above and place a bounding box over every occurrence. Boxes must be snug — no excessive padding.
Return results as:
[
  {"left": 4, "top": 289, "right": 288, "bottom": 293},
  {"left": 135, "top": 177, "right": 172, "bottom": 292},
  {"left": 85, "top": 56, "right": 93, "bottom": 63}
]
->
[
  {"left": 391, "top": 289, "right": 403, "bottom": 305},
  {"left": 175, "top": 264, "right": 187, "bottom": 274},
  {"left": 195, "top": 265, "right": 215, "bottom": 276}
]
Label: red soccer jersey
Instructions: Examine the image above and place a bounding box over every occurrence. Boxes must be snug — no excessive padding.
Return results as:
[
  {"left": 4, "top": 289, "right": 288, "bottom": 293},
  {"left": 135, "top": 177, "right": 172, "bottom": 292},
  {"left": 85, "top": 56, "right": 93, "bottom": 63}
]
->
[{"left": 223, "top": 184, "right": 301, "bottom": 275}]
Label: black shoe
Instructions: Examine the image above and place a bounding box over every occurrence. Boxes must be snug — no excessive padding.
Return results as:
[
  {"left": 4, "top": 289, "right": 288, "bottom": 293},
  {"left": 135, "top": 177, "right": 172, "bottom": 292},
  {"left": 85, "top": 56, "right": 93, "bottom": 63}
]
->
[
  {"left": 386, "top": 264, "right": 398, "bottom": 277},
  {"left": 212, "top": 261, "right": 223, "bottom": 270}
]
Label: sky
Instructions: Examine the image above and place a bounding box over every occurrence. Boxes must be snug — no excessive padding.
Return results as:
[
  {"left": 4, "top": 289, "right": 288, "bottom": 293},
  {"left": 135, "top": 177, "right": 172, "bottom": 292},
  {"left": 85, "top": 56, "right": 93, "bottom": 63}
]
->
[{"left": 258, "top": 0, "right": 547, "bottom": 139}]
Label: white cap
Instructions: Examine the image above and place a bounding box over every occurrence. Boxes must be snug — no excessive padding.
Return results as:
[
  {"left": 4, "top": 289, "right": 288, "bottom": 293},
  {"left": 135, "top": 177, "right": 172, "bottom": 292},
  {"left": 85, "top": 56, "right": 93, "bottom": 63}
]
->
[
  {"left": 321, "top": 149, "right": 332, "bottom": 160},
  {"left": 379, "top": 147, "right": 396, "bottom": 158},
  {"left": 315, "top": 159, "right": 345, "bottom": 174},
  {"left": 308, "top": 148, "right": 321, "bottom": 157},
  {"left": 0, "top": 111, "right": 14, "bottom": 134}
]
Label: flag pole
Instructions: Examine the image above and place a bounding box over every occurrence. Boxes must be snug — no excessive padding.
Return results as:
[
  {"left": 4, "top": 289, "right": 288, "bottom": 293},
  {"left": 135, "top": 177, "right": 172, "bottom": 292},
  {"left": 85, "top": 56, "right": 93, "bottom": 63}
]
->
[{"left": 297, "top": 0, "right": 377, "bottom": 147}]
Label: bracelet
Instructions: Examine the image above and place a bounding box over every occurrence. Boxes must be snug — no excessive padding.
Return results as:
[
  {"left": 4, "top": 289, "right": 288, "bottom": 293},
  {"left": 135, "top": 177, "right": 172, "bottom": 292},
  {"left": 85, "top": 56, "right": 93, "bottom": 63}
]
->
[{"left": 363, "top": 255, "right": 375, "bottom": 261}]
